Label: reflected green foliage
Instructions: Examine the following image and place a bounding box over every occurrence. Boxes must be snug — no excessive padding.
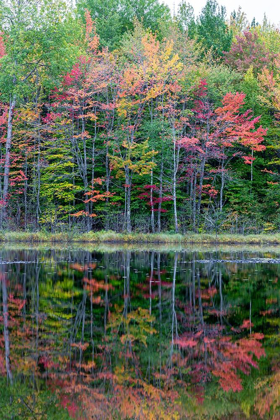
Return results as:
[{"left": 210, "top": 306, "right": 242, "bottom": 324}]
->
[
  {"left": 0, "top": 378, "right": 71, "bottom": 419},
  {"left": 0, "top": 248, "right": 279, "bottom": 418}
]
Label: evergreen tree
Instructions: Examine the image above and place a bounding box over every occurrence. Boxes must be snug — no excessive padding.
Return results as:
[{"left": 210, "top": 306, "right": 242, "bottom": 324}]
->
[
  {"left": 196, "top": 0, "right": 232, "bottom": 57},
  {"left": 77, "top": 0, "right": 171, "bottom": 49}
]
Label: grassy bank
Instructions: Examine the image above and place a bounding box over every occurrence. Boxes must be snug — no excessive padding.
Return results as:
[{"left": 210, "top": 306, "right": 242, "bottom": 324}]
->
[
  {"left": 3, "top": 242, "right": 280, "bottom": 255},
  {"left": 1, "top": 230, "right": 280, "bottom": 245}
]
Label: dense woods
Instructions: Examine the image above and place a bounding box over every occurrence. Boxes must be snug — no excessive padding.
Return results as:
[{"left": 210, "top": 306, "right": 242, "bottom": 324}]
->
[
  {"left": 0, "top": 0, "right": 279, "bottom": 234},
  {"left": 0, "top": 3, "right": 280, "bottom": 418}
]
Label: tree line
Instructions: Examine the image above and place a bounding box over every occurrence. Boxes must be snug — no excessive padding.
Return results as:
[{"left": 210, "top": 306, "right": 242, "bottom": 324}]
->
[{"left": 0, "top": 0, "right": 279, "bottom": 234}]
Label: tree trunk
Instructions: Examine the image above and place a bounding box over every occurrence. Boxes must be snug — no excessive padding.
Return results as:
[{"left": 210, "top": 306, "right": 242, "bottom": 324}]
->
[
  {"left": 24, "top": 155, "right": 28, "bottom": 230},
  {"left": 220, "top": 158, "right": 225, "bottom": 212},
  {"left": 250, "top": 149, "right": 254, "bottom": 192},
  {"left": 172, "top": 128, "right": 179, "bottom": 233},
  {"left": 157, "top": 157, "right": 163, "bottom": 233},
  {"left": 196, "top": 157, "right": 206, "bottom": 229},
  {"left": 192, "top": 168, "right": 197, "bottom": 231},
  {"left": 150, "top": 166, "right": 155, "bottom": 233},
  {"left": 1, "top": 97, "right": 16, "bottom": 228},
  {"left": 125, "top": 169, "right": 132, "bottom": 233},
  {"left": 105, "top": 140, "right": 111, "bottom": 231}
]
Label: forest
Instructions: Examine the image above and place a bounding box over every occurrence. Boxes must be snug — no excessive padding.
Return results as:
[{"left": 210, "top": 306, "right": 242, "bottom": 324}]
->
[
  {"left": 0, "top": 0, "right": 279, "bottom": 235},
  {"left": 1, "top": 3, "right": 280, "bottom": 417}
]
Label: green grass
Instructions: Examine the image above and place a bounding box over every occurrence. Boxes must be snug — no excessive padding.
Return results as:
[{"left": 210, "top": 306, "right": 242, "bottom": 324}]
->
[{"left": 1, "top": 230, "right": 280, "bottom": 245}]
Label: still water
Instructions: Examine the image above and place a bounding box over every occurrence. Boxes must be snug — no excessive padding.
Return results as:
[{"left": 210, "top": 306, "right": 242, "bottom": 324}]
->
[{"left": 0, "top": 246, "right": 279, "bottom": 419}]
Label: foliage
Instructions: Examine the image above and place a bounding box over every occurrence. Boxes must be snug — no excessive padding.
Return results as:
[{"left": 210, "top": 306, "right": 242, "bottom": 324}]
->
[
  {"left": 196, "top": 0, "right": 233, "bottom": 57},
  {"left": 224, "top": 30, "right": 276, "bottom": 74},
  {"left": 0, "top": 0, "right": 279, "bottom": 235},
  {"left": 77, "top": 0, "right": 171, "bottom": 49}
]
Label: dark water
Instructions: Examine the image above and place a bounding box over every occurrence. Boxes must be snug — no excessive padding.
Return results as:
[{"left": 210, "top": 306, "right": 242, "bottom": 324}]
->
[{"left": 0, "top": 247, "right": 279, "bottom": 419}]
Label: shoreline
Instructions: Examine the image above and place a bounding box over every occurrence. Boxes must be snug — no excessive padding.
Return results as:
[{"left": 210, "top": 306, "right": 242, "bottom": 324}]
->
[{"left": 1, "top": 231, "right": 280, "bottom": 245}]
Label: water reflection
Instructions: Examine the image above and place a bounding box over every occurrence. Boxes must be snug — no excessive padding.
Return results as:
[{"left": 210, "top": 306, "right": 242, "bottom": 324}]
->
[{"left": 0, "top": 248, "right": 279, "bottom": 419}]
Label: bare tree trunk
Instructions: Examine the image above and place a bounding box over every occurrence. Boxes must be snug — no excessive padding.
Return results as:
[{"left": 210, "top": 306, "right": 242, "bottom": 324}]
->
[
  {"left": 157, "top": 157, "right": 163, "bottom": 233},
  {"left": 24, "top": 155, "right": 28, "bottom": 230},
  {"left": 250, "top": 150, "right": 254, "bottom": 193},
  {"left": 172, "top": 128, "right": 179, "bottom": 233},
  {"left": 1, "top": 97, "right": 16, "bottom": 228},
  {"left": 192, "top": 168, "right": 197, "bottom": 231},
  {"left": 150, "top": 166, "right": 155, "bottom": 233},
  {"left": 220, "top": 158, "right": 225, "bottom": 212},
  {"left": 196, "top": 157, "right": 206, "bottom": 229},
  {"left": 125, "top": 169, "right": 132, "bottom": 233},
  {"left": 105, "top": 140, "right": 111, "bottom": 231},
  {"left": 89, "top": 113, "right": 97, "bottom": 228},
  {"left": 35, "top": 114, "right": 42, "bottom": 229}
]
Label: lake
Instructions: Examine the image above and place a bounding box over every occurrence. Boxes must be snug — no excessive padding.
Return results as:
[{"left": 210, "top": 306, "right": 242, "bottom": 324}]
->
[{"left": 0, "top": 245, "right": 279, "bottom": 419}]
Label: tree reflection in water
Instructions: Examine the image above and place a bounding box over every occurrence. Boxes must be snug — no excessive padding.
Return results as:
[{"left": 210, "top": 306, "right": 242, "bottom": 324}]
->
[{"left": 0, "top": 248, "right": 279, "bottom": 419}]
